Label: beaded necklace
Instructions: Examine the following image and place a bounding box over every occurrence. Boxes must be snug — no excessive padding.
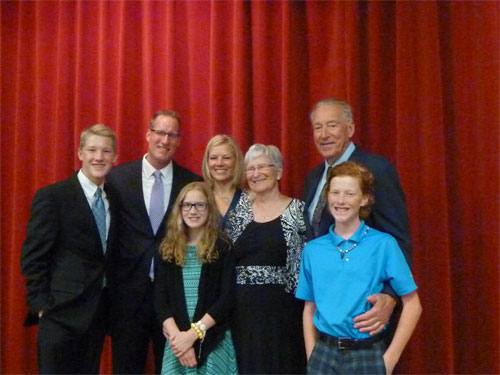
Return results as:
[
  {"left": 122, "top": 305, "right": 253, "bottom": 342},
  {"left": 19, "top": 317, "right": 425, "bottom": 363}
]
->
[{"left": 335, "top": 225, "right": 370, "bottom": 259}]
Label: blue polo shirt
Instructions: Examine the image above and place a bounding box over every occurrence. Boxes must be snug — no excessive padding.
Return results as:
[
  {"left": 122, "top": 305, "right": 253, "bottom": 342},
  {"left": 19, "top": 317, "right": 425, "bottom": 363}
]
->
[{"left": 296, "top": 221, "right": 417, "bottom": 339}]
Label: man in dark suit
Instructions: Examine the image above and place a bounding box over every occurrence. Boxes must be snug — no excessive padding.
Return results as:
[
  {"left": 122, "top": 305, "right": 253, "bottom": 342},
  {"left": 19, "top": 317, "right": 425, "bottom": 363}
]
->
[
  {"left": 302, "top": 98, "right": 412, "bottom": 336},
  {"left": 106, "top": 110, "right": 201, "bottom": 374},
  {"left": 21, "top": 124, "right": 118, "bottom": 374}
]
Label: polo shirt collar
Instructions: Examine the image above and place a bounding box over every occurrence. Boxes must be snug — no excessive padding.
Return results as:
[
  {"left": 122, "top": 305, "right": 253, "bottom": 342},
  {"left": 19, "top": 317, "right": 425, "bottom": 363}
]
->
[{"left": 329, "top": 220, "right": 368, "bottom": 246}]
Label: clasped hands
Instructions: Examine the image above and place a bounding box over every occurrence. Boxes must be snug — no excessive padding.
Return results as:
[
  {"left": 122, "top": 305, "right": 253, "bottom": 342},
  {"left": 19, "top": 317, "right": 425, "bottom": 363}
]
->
[{"left": 169, "top": 329, "right": 199, "bottom": 368}]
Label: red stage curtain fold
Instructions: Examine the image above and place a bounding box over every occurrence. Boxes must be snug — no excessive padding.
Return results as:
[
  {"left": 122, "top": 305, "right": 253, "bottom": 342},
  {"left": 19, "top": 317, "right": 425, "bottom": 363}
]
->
[{"left": 1, "top": 1, "right": 498, "bottom": 374}]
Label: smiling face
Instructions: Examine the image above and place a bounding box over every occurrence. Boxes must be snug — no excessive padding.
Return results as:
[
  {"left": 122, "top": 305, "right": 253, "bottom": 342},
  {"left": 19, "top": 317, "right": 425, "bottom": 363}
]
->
[
  {"left": 78, "top": 134, "right": 117, "bottom": 185},
  {"left": 312, "top": 103, "right": 355, "bottom": 164},
  {"left": 146, "top": 115, "right": 180, "bottom": 170},
  {"left": 181, "top": 188, "right": 209, "bottom": 232},
  {"left": 245, "top": 155, "right": 282, "bottom": 194},
  {"left": 327, "top": 175, "right": 368, "bottom": 229},
  {"left": 208, "top": 143, "right": 236, "bottom": 184}
]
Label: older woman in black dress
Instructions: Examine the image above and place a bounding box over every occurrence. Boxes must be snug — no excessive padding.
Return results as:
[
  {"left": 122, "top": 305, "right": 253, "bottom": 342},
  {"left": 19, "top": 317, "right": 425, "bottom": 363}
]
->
[{"left": 224, "top": 144, "right": 307, "bottom": 374}]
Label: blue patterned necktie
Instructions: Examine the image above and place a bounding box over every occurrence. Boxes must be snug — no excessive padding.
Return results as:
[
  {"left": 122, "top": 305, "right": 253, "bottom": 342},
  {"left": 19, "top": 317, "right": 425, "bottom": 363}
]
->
[
  {"left": 149, "top": 171, "right": 164, "bottom": 280},
  {"left": 92, "top": 187, "right": 107, "bottom": 253}
]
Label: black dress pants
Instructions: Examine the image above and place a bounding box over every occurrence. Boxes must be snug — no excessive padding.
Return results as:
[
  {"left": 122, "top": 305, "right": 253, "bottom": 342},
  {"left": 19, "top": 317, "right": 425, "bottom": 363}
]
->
[
  {"left": 37, "top": 291, "right": 108, "bottom": 375},
  {"left": 111, "top": 282, "right": 165, "bottom": 374}
]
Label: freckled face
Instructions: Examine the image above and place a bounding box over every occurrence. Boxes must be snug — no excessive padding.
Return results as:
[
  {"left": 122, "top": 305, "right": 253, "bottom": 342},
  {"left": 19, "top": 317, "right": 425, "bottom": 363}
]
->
[{"left": 327, "top": 175, "right": 368, "bottom": 227}]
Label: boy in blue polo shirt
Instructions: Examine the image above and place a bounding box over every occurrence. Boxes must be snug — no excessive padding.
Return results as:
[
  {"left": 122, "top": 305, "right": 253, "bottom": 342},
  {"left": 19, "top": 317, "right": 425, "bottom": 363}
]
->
[{"left": 296, "top": 161, "right": 421, "bottom": 375}]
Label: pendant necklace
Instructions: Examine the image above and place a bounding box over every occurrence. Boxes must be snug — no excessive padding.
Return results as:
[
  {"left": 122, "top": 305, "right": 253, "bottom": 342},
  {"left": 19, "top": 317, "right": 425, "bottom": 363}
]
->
[
  {"left": 336, "top": 225, "right": 370, "bottom": 259},
  {"left": 215, "top": 190, "right": 233, "bottom": 203}
]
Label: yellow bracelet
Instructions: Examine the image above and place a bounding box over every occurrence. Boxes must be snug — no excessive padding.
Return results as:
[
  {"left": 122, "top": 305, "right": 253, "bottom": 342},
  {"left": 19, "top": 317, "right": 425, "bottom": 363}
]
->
[
  {"left": 195, "top": 321, "right": 207, "bottom": 338},
  {"left": 191, "top": 322, "right": 203, "bottom": 339}
]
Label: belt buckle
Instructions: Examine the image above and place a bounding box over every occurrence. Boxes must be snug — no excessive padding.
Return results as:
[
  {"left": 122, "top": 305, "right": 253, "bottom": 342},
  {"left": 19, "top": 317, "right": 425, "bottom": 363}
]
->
[{"left": 337, "top": 337, "right": 352, "bottom": 350}]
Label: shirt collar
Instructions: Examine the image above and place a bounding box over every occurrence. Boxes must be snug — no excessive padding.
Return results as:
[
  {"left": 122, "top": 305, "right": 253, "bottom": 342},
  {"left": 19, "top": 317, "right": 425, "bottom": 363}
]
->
[
  {"left": 142, "top": 154, "right": 173, "bottom": 179},
  {"left": 325, "top": 142, "right": 356, "bottom": 169},
  {"left": 77, "top": 169, "right": 104, "bottom": 199},
  {"left": 329, "top": 220, "right": 368, "bottom": 246}
]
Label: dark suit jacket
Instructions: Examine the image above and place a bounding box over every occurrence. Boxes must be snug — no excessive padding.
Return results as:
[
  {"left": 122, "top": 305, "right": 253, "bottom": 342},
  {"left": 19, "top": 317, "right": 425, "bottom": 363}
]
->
[
  {"left": 154, "top": 238, "right": 235, "bottom": 364},
  {"left": 20, "top": 173, "right": 117, "bottom": 334},
  {"left": 302, "top": 146, "right": 412, "bottom": 266},
  {"left": 106, "top": 159, "right": 201, "bottom": 322}
]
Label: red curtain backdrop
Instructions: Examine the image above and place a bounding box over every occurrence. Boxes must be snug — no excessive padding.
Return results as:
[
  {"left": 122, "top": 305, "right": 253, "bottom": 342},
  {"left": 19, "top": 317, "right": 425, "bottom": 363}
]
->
[{"left": 1, "top": 1, "right": 498, "bottom": 374}]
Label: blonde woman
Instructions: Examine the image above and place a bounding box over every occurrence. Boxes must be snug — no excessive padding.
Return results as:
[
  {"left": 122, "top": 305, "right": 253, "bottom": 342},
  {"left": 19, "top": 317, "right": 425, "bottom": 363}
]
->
[
  {"left": 154, "top": 182, "right": 237, "bottom": 374},
  {"left": 202, "top": 135, "right": 245, "bottom": 228}
]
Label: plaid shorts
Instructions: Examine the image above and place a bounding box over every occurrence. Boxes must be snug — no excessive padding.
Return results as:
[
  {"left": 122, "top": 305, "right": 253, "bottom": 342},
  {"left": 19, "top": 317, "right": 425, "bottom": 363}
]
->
[{"left": 307, "top": 336, "right": 386, "bottom": 374}]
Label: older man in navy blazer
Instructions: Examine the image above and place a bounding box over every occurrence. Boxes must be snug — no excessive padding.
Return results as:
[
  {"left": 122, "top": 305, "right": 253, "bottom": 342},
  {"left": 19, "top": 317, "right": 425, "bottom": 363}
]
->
[
  {"left": 21, "top": 124, "right": 118, "bottom": 374},
  {"left": 106, "top": 110, "right": 201, "bottom": 374},
  {"left": 302, "top": 98, "right": 412, "bottom": 337}
]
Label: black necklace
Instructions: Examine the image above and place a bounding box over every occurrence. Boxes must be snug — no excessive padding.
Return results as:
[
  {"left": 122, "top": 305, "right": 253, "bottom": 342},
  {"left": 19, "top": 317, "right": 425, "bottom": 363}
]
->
[{"left": 335, "top": 225, "right": 370, "bottom": 259}]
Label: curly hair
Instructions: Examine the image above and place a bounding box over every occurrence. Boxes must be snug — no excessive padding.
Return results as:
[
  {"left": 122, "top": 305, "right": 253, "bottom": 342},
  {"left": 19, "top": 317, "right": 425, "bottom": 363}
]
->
[{"left": 159, "top": 182, "right": 221, "bottom": 265}]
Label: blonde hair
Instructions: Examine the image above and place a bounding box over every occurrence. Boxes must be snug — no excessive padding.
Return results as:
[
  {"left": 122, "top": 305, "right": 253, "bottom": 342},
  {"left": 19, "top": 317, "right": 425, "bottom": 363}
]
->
[
  {"left": 159, "top": 182, "right": 221, "bottom": 265},
  {"left": 202, "top": 135, "right": 245, "bottom": 189},
  {"left": 80, "top": 124, "right": 117, "bottom": 152}
]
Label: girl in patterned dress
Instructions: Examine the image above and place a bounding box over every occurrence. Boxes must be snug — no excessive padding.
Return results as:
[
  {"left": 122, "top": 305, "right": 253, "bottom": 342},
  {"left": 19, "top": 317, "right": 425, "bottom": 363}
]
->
[{"left": 155, "top": 182, "right": 238, "bottom": 375}]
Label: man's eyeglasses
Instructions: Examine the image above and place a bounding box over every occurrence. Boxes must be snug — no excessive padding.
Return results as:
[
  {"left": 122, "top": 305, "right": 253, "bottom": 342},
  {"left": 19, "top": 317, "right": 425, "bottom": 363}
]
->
[
  {"left": 150, "top": 128, "right": 181, "bottom": 139},
  {"left": 245, "top": 164, "right": 275, "bottom": 174},
  {"left": 180, "top": 202, "right": 208, "bottom": 212}
]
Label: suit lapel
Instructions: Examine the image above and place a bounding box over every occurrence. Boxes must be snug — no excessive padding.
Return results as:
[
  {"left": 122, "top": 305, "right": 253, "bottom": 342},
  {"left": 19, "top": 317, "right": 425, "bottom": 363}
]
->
[
  {"left": 68, "top": 174, "right": 105, "bottom": 257},
  {"left": 304, "top": 164, "right": 325, "bottom": 210},
  {"left": 128, "top": 160, "right": 154, "bottom": 235},
  {"left": 348, "top": 146, "right": 364, "bottom": 163}
]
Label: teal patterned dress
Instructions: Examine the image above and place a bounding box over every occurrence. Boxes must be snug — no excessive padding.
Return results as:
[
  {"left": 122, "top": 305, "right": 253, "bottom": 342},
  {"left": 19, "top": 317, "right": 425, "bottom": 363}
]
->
[{"left": 161, "top": 245, "right": 238, "bottom": 375}]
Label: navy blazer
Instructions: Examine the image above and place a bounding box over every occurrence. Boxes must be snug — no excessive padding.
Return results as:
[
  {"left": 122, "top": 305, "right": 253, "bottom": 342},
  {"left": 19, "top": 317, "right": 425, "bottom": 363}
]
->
[
  {"left": 106, "top": 159, "right": 201, "bottom": 321},
  {"left": 302, "top": 146, "right": 412, "bottom": 266},
  {"left": 21, "top": 173, "right": 117, "bottom": 333}
]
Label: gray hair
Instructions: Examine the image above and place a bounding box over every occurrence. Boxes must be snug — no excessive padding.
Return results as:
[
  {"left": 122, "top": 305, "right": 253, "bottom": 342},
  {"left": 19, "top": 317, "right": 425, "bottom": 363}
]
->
[
  {"left": 244, "top": 144, "right": 283, "bottom": 169},
  {"left": 310, "top": 98, "right": 353, "bottom": 123}
]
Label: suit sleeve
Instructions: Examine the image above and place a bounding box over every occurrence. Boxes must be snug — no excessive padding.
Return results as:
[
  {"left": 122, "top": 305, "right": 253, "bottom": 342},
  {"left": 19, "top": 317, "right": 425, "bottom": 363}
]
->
[
  {"left": 371, "top": 161, "right": 412, "bottom": 268},
  {"left": 20, "top": 188, "right": 59, "bottom": 313}
]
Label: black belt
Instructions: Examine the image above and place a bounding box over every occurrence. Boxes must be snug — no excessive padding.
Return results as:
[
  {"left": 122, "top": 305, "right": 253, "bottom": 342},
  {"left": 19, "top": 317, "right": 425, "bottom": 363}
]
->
[{"left": 318, "top": 331, "right": 385, "bottom": 350}]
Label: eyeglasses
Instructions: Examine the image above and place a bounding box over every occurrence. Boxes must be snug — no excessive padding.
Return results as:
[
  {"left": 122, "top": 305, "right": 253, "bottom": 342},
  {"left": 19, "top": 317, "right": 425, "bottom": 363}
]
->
[
  {"left": 180, "top": 202, "right": 208, "bottom": 212},
  {"left": 150, "top": 128, "right": 181, "bottom": 139},
  {"left": 245, "top": 164, "right": 275, "bottom": 174}
]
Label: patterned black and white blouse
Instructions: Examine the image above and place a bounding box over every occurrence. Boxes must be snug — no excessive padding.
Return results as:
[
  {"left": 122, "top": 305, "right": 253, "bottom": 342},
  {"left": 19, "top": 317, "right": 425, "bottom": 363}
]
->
[{"left": 224, "top": 191, "right": 308, "bottom": 295}]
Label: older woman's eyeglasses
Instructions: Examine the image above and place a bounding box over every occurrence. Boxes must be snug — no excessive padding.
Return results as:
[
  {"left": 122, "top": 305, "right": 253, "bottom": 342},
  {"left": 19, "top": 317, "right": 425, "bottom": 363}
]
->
[{"left": 245, "top": 164, "right": 275, "bottom": 174}]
